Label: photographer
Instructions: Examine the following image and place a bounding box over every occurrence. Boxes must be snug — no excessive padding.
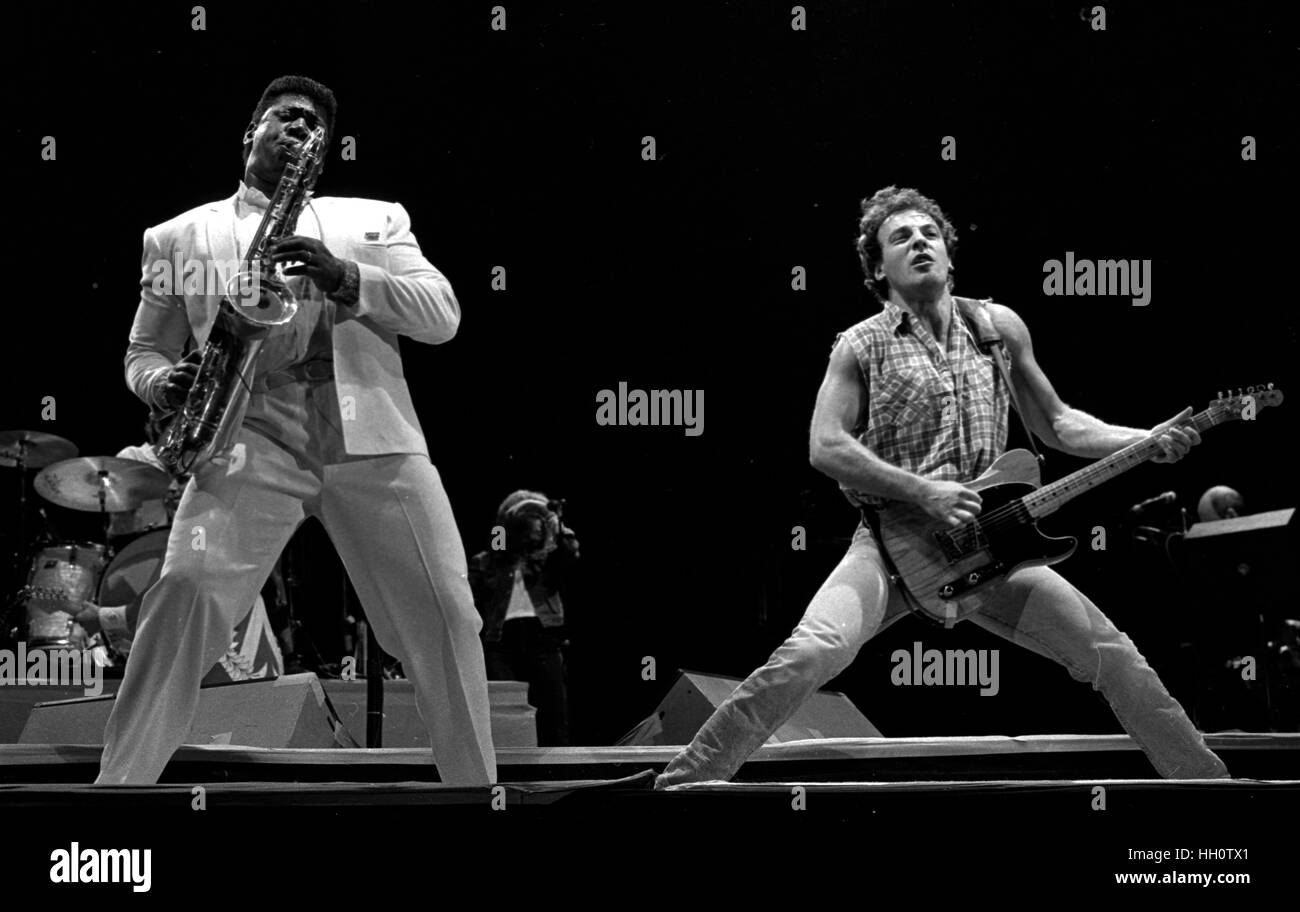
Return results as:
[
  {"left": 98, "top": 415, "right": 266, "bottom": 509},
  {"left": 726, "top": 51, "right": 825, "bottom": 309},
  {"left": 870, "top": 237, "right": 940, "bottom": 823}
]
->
[{"left": 469, "top": 490, "right": 579, "bottom": 746}]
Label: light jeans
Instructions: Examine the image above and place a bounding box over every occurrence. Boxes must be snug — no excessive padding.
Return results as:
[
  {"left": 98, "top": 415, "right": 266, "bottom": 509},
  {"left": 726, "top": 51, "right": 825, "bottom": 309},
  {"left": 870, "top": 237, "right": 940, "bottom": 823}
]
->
[{"left": 657, "top": 522, "right": 1228, "bottom": 786}]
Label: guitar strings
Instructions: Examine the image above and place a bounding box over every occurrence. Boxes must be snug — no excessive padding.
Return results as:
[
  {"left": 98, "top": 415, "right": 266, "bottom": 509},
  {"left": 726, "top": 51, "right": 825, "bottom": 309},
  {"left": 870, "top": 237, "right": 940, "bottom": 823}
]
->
[
  {"left": 941, "top": 405, "right": 1223, "bottom": 543},
  {"left": 958, "top": 407, "right": 1220, "bottom": 538},
  {"left": 969, "top": 435, "right": 1168, "bottom": 535}
]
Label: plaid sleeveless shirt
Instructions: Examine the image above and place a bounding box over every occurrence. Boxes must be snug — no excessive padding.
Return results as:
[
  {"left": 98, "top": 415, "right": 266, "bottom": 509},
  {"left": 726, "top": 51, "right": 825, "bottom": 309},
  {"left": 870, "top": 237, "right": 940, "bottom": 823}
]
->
[{"left": 835, "top": 296, "right": 1011, "bottom": 509}]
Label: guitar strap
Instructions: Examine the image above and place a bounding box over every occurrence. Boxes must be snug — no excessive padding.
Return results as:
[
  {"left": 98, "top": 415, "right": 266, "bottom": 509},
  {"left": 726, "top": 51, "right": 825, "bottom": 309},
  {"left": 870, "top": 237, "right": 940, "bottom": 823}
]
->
[{"left": 955, "top": 297, "right": 1046, "bottom": 467}]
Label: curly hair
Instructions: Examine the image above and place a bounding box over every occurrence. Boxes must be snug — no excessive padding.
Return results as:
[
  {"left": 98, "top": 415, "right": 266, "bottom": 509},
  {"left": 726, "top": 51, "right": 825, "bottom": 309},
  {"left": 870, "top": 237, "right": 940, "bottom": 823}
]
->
[
  {"left": 855, "top": 186, "right": 958, "bottom": 303},
  {"left": 242, "top": 75, "right": 338, "bottom": 165},
  {"left": 497, "top": 489, "right": 551, "bottom": 523},
  {"left": 495, "top": 489, "right": 554, "bottom": 558}
]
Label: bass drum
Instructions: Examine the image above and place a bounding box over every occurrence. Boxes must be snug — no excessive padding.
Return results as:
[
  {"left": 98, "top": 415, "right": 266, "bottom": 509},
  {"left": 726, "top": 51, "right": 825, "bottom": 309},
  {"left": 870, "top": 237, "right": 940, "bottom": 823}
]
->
[
  {"left": 97, "top": 530, "right": 283, "bottom": 683},
  {"left": 96, "top": 529, "right": 169, "bottom": 611}
]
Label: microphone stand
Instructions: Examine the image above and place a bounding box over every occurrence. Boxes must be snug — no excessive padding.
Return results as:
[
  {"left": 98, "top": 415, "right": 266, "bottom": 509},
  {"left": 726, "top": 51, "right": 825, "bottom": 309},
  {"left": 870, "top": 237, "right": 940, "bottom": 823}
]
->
[
  {"left": 5, "top": 445, "right": 31, "bottom": 644},
  {"left": 97, "top": 471, "right": 112, "bottom": 556},
  {"left": 366, "top": 622, "right": 383, "bottom": 748},
  {"left": 345, "top": 575, "right": 383, "bottom": 749},
  {"left": 15, "top": 444, "right": 29, "bottom": 584}
]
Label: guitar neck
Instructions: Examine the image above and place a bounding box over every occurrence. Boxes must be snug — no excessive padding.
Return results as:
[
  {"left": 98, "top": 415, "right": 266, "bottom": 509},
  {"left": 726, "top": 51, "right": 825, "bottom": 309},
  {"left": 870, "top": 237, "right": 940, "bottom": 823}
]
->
[{"left": 1024, "top": 406, "right": 1220, "bottom": 518}]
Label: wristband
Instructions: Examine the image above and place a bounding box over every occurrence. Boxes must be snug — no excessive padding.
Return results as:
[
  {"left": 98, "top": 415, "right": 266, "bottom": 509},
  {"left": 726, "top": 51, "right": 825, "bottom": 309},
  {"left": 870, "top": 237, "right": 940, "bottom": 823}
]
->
[
  {"left": 100, "top": 604, "right": 130, "bottom": 637},
  {"left": 149, "top": 367, "right": 173, "bottom": 410},
  {"left": 99, "top": 604, "right": 133, "bottom": 656},
  {"left": 328, "top": 260, "right": 361, "bottom": 307}
]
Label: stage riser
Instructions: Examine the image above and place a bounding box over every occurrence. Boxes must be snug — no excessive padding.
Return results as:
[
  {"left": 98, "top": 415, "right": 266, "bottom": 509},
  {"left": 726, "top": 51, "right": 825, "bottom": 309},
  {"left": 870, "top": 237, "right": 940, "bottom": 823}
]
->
[
  {"left": 320, "top": 680, "right": 536, "bottom": 749},
  {"left": 19, "top": 674, "right": 337, "bottom": 748},
  {"left": 0, "top": 676, "right": 537, "bottom": 748}
]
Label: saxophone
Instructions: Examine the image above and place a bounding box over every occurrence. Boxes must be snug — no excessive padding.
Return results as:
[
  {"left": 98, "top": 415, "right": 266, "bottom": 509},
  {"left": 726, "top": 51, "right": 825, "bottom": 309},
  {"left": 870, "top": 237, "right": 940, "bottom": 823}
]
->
[{"left": 156, "top": 126, "right": 327, "bottom": 477}]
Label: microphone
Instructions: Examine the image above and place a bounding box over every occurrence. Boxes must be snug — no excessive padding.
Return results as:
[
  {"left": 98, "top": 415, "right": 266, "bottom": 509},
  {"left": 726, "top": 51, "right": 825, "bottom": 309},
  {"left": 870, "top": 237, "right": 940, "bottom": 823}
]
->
[{"left": 1131, "top": 491, "right": 1177, "bottom": 515}]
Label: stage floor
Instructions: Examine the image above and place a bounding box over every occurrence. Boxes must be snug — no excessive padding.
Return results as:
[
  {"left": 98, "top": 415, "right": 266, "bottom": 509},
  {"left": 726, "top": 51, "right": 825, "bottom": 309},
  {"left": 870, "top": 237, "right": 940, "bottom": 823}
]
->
[
  {"left": 1, "top": 732, "right": 1296, "bottom": 797},
  {"left": 4, "top": 734, "right": 1295, "bottom": 894}
]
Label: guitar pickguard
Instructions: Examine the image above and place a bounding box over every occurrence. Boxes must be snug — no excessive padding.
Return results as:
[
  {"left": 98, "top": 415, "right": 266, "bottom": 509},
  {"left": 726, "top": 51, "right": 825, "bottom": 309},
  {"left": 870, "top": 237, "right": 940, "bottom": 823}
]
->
[{"left": 879, "top": 465, "right": 1076, "bottom": 625}]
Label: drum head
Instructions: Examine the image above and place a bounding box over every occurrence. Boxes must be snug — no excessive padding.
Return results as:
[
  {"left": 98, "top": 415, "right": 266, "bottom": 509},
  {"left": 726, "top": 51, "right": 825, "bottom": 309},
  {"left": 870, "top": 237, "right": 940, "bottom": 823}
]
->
[
  {"left": 27, "top": 541, "right": 106, "bottom": 592},
  {"left": 25, "top": 541, "right": 107, "bottom": 648},
  {"left": 97, "top": 529, "right": 171, "bottom": 608}
]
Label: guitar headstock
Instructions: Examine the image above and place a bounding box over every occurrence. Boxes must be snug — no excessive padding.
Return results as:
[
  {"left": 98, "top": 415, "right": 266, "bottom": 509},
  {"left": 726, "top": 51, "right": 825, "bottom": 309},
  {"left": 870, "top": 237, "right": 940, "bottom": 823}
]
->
[{"left": 1209, "top": 383, "right": 1284, "bottom": 422}]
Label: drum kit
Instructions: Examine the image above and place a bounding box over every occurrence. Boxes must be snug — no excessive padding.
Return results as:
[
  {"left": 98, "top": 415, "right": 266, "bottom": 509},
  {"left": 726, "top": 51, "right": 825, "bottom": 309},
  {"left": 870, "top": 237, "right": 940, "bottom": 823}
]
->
[{"left": 1, "top": 429, "right": 178, "bottom": 653}]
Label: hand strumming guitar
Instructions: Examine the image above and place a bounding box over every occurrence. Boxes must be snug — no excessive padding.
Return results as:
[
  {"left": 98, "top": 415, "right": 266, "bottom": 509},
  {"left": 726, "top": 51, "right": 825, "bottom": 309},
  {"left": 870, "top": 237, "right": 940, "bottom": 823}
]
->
[{"left": 918, "top": 479, "right": 983, "bottom": 527}]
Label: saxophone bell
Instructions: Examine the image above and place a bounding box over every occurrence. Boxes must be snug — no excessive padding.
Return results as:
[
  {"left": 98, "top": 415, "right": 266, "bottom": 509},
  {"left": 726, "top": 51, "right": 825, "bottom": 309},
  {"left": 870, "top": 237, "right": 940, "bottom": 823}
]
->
[{"left": 225, "top": 266, "right": 299, "bottom": 327}]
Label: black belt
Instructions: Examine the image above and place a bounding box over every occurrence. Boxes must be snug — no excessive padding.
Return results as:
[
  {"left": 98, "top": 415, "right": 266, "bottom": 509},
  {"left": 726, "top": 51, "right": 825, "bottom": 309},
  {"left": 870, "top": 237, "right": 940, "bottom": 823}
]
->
[{"left": 258, "top": 359, "right": 334, "bottom": 391}]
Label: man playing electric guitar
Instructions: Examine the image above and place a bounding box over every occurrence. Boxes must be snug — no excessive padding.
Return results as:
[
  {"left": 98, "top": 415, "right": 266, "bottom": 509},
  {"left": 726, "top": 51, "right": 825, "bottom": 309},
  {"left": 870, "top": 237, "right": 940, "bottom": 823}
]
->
[{"left": 656, "top": 186, "right": 1229, "bottom": 787}]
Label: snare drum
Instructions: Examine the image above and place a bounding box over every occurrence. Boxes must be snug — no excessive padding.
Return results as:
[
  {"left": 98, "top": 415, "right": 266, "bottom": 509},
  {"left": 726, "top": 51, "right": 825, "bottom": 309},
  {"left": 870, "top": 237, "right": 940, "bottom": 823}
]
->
[{"left": 22, "top": 542, "right": 107, "bottom": 647}]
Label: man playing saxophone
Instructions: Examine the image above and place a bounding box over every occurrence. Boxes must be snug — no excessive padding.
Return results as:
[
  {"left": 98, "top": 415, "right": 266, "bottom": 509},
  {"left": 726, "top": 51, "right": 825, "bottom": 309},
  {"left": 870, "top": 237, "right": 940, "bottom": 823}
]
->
[{"left": 98, "top": 75, "right": 496, "bottom": 785}]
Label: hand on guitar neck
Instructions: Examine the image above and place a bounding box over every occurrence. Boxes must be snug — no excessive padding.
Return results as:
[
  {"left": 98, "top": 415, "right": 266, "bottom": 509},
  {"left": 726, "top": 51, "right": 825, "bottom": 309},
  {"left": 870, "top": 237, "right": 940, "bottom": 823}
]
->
[
  {"left": 1147, "top": 406, "right": 1201, "bottom": 464},
  {"left": 910, "top": 403, "right": 1200, "bottom": 530}
]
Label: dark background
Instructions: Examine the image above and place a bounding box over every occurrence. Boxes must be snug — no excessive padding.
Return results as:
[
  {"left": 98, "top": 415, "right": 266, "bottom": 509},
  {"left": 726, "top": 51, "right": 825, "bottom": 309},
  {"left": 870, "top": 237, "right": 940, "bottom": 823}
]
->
[{"left": 3, "top": 1, "right": 1295, "bottom": 744}]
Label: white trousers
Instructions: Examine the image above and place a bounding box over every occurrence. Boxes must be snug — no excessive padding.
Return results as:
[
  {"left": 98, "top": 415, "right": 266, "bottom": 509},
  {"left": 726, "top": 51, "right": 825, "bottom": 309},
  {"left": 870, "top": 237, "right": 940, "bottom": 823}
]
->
[{"left": 98, "top": 381, "right": 495, "bottom": 785}]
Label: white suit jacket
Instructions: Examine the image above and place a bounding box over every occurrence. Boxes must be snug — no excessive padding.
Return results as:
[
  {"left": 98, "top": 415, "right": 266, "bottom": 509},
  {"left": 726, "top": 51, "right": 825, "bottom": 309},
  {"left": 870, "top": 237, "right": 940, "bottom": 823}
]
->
[{"left": 125, "top": 191, "right": 460, "bottom": 457}]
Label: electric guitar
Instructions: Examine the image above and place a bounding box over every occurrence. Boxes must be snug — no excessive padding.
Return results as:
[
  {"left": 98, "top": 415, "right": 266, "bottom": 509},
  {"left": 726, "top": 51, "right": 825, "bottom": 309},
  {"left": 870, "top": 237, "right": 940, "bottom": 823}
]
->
[{"left": 877, "top": 385, "right": 1284, "bottom": 626}]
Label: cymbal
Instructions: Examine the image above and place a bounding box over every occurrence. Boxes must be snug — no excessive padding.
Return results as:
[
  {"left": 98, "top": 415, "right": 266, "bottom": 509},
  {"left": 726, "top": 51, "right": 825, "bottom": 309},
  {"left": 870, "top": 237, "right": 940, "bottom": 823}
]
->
[
  {"left": 0, "top": 430, "right": 79, "bottom": 469},
  {"left": 34, "top": 456, "right": 171, "bottom": 513}
]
